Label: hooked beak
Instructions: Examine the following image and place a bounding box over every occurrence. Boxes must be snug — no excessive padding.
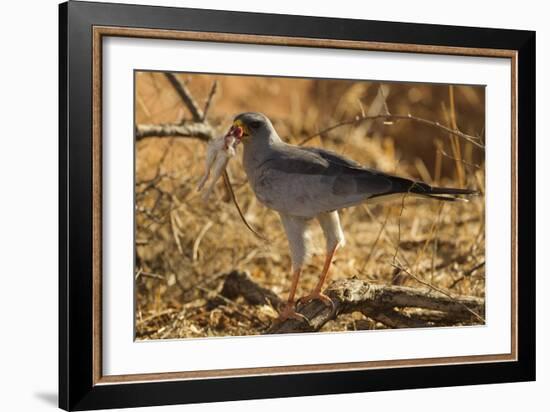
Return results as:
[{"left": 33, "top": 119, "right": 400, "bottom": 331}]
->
[{"left": 227, "top": 119, "right": 248, "bottom": 143}]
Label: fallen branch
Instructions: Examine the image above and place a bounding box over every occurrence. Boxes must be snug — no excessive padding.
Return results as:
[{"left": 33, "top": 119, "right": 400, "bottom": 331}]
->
[
  {"left": 391, "top": 262, "right": 485, "bottom": 323},
  {"left": 220, "top": 271, "right": 485, "bottom": 334},
  {"left": 221, "top": 270, "right": 283, "bottom": 309}
]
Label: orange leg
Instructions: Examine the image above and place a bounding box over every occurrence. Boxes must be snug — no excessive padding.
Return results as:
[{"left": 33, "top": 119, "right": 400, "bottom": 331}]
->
[
  {"left": 275, "top": 268, "right": 309, "bottom": 324},
  {"left": 298, "top": 244, "right": 339, "bottom": 309}
]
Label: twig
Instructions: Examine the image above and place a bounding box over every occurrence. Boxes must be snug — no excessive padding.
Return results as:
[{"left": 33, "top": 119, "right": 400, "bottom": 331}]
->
[
  {"left": 136, "top": 91, "right": 152, "bottom": 121},
  {"left": 412, "top": 202, "right": 445, "bottom": 274},
  {"left": 393, "top": 192, "right": 409, "bottom": 265},
  {"left": 170, "top": 210, "right": 185, "bottom": 255},
  {"left": 164, "top": 73, "right": 204, "bottom": 121},
  {"left": 135, "top": 267, "right": 165, "bottom": 281},
  {"left": 192, "top": 221, "right": 214, "bottom": 262},
  {"left": 391, "top": 261, "right": 485, "bottom": 323},
  {"left": 362, "top": 205, "right": 411, "bottom": 268},
  {"left": 379, "top": 84, "right": 391, "bottom": 116},
  {"left": 136, "top": 308, "right": 178, "bottom": 327},
  {"left": 202, "top": 80, "right": 218, "bottom": 121},
  {"left": 431, "top": 204, "right": 444, "bottom": 283},
  {"left": 447, "top": 85, "right": 466, "bottom": 187},
  {"left": 136, "top": 138, "right": 174, "bottom": 191},
  {"left": 197, "top": 285, "right": 267, "bottom": 327},
  {"left": 360, "top": 205, "right": 391, "bottom": 272},
  {"left": 140, "top": 272, "right": 165, "bottom": 281},
  {"left": 298, "top": 113, "right": 485, "bottom": 148},
  {"left": 438, "top": 148, "right": 481, "bottom": 169},
  {"left": 450, "top": 261, "right": 486, "bottom": 289}
]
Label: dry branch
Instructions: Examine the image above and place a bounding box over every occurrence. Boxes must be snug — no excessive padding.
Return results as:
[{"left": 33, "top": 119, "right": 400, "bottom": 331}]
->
[
  {"left": 136, "top": 76, "right": 266, "bottom": 242},
  {"left": 202, "top": 80, "right": 218, "bottom": 121},
  {"left": 299, "top": 113, "right": 485, "bottom": 148},
  {"left": 221, "top": 270, "right": 283, "bottom": 309},
  {"left": 164, "top": 73, "right": 204, "bottom": 121},
  {"left": 135, "top": 122, "right": 214, "bottom": 141},
  {"left": 220, "top": 271, "right": 484, "bottom": 334}
]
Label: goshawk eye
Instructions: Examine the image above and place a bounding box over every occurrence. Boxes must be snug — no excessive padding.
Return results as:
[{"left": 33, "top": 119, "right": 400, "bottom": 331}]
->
[{"left": 249, "top": 121, "right": 262, "bottom": 129}]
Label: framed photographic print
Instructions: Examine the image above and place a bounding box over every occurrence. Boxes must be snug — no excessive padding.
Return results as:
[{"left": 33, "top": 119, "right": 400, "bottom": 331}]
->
[{"left": 59, "top": 1, "right": 536, "bottom": 410}]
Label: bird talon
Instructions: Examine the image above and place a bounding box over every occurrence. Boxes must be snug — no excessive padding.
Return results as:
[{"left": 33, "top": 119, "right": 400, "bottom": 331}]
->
[
  {"left": 298, "top": 291, "right": 335, "bottom": 311},
  {"left": 274, "top": 303, "right": 310, "bottom": 325}
]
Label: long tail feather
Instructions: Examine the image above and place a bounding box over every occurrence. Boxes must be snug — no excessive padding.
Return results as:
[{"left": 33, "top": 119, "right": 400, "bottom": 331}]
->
[
  {"left": 421, "top": 193, "right": 471, "bottom": 202},
  {"left": 367, "top": 172, "right": 479, "bottom": 202},
  {"left": 424, "top": 186, "right": 479, "bottom": 196},
  {"left": 411, "top": 184, "right": 479, "bottom": 202}
]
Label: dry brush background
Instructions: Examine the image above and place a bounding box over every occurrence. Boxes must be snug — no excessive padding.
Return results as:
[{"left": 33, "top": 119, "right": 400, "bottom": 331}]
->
[{"left": 134, "top": 71, "right": 486, "bottom": 339}]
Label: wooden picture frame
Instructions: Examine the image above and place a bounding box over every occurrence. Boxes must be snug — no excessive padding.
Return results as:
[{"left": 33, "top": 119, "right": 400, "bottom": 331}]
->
[{"left": 59, "top": 1, "right": 535, "bottom": 410}]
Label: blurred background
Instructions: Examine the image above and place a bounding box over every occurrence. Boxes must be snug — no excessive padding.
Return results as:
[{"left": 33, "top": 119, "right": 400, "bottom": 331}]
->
[{"left": 134, "top": 71, "right": 485, "bottom": 339}]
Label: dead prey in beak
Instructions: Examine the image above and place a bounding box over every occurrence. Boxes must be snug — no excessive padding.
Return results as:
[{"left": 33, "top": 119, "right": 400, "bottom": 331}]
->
[{"left": 197, "top": 125, "right": 243, "bottom": 201}]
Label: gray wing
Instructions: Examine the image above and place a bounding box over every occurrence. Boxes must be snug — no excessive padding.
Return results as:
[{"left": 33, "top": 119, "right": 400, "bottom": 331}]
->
[
  {"left": 301, "top": 146, "right": 428, "bottom": 196},
  {"left": 252, "top": 144, "right": 423, "bottom": 217},
  {"left": 301, "top": 147, "right": 475, "bottom": 198}
]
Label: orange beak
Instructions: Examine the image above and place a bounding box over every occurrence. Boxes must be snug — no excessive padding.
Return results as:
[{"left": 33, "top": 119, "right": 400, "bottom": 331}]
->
[
  {"left": 225, "top": 125, "right": 244, "bottom": 146},
  {"left": 229, "top": 119, "right": 250, "bottom": 142}
]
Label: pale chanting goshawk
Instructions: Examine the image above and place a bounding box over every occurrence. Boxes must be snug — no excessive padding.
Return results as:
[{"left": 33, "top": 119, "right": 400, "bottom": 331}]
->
[{"left": 225, "top": 112, "right": 476, "bottom": 323}]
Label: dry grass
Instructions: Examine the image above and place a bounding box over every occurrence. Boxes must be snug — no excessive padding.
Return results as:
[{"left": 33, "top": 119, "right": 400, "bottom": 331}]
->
[{"left": 134, "top": 72, "right": 486, "bottom": 340}]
